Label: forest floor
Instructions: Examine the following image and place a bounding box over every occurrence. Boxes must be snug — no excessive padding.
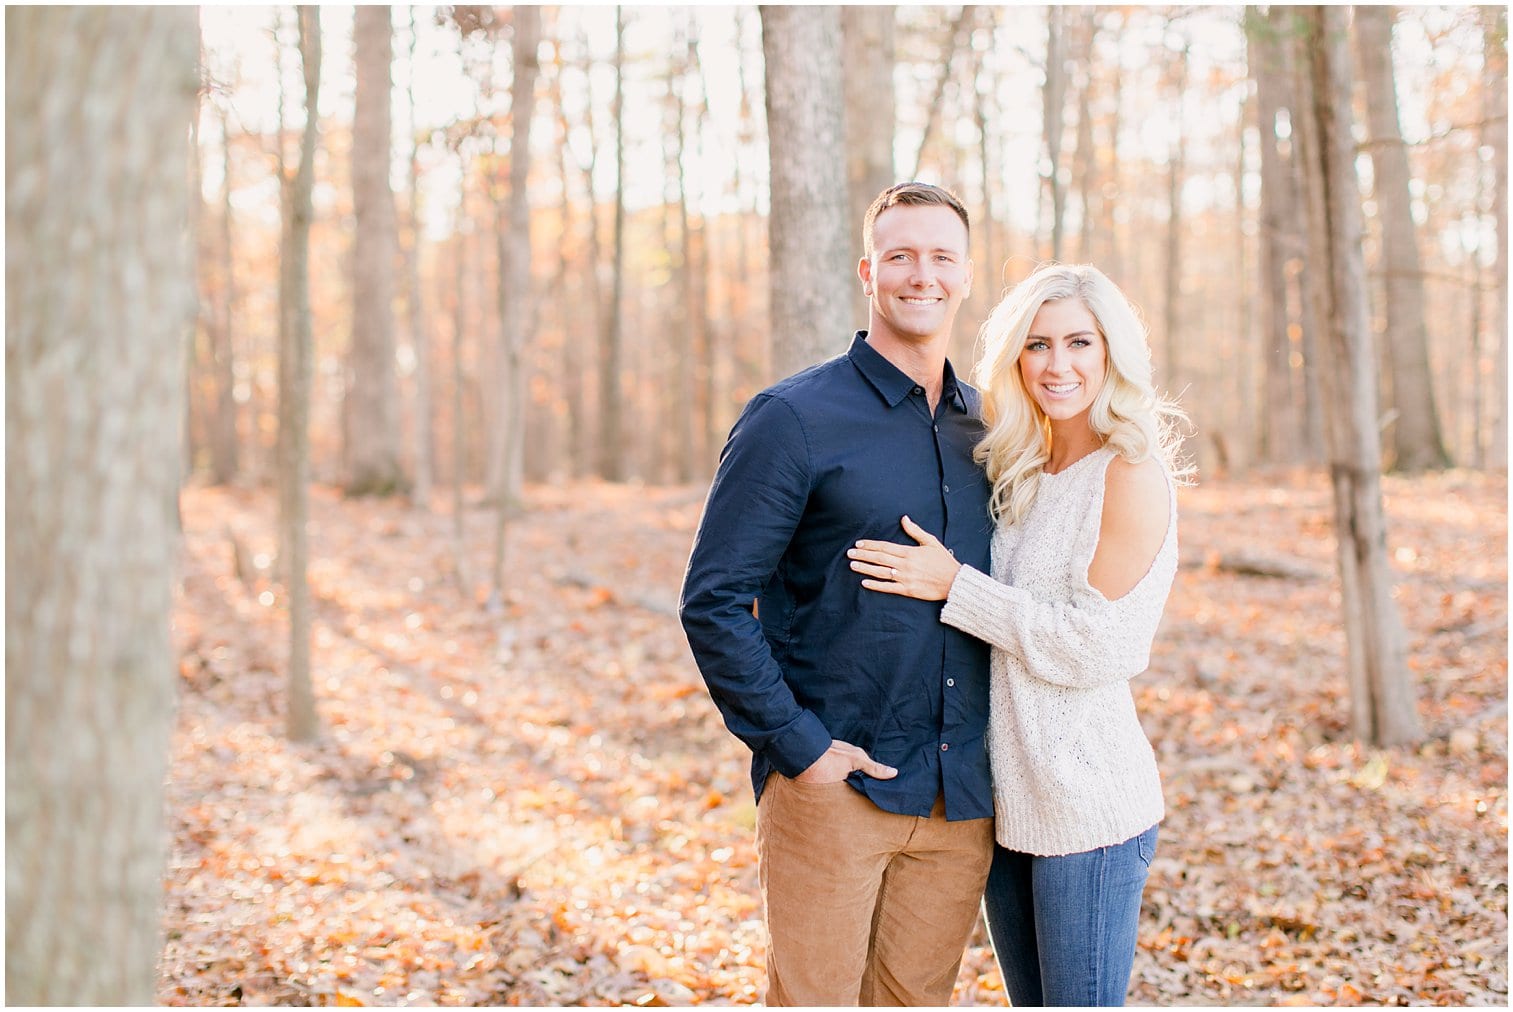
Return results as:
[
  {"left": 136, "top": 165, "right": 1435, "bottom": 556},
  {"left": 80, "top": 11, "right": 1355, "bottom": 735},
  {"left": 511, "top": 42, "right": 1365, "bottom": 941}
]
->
[{"left": 158, "top": 469, "right": 1507, "bottom": 1007}]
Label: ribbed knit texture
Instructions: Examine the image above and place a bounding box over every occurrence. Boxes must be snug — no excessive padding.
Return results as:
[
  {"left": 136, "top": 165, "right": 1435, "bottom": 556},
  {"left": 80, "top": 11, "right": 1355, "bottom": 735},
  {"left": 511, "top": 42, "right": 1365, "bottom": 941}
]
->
[{"left": 939, "top": 446, "right": 1176, "bottom": 856}]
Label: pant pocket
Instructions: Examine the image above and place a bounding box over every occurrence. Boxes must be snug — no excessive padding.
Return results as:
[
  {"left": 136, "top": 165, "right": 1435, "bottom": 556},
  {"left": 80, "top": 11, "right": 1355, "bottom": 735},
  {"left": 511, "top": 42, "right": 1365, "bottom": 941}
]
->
[{"left": 1136, "top": 823, "right": 1159, "bottom": 867}]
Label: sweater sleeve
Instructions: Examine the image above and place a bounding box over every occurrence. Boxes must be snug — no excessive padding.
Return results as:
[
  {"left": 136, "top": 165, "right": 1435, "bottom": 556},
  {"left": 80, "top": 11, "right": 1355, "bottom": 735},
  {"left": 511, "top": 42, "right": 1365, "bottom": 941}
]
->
[{"left": 939, "top": 554, "right": 1173, "bottom": 691}]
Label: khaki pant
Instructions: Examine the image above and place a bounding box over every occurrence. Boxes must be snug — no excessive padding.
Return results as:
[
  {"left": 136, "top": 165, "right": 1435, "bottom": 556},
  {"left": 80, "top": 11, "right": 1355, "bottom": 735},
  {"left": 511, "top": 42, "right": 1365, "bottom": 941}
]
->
[{"left": 755, "top": 773, "right": 995, "bottom": 1006}]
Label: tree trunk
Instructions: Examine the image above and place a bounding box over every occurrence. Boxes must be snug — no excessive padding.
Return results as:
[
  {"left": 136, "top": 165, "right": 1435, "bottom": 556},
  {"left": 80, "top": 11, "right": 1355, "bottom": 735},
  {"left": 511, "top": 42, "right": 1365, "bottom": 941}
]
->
[
  {"left": 449, "top": 225, "right": 471, "bottom": 595},
  {"left": 188, "top": 92, "right": 205, "bottom": 479},
  {"left": 729, "top": 4, "right": 768, "bottom": 398},
  {"left": 659, "top": 32, "right": 685, "bottom": 484},
  {"left": 1101, "top": 16, "right": 1123, "bottom": 278},
  {"left": 551, "top": 49, "right": 585, "bottom": 479},
  {"left": 280, "top": 6, "right": 321, "bottom": 743},
  {"left": 599, "top": 7, "right": 627, "bottom": 480},
  {"left": 1486, "top": 6, "right": 1509, "bottom": 469},
  {"left": 1162, "top": 38, "right": 1190, "bottom": 397},
  {"left": 687, "top": 23, "right": 715, "bottom": 478},
  {"left": 713, "top": 5, "right": 765, "bottom": 443},
  {"left": 268, "top": 8, "right": 291, "bottom": 497},
  {"left": 1247, "top": 6, "right": 1304, "bottom": 464},
  {"left": 1288, "top": 8, "right": 1328, "bottom": 462},
  {"left": 1073, "top": 9, "right": 1100, "bottom": 262},
  {"left": 347, "top": 5, "right": 402, "bottom": 495},
  {"left": 842, "top": 6, "right": 896, "bottom": 324},
  {"left": 1294, "top": 5, "right": 1421, "bottom": 746},
  {"left": 1465, "top": 209, "right": 1484, "bottom": 466},
  {"left": 489, "top": 5, "right": 540, "bottom": 608},
  {"left": 211, "top": 102, "right": 240, "bottom": 483},
  {"left": 1353, "top": 5, "right": 1451, "bottom": 471},
  {"left": 974, "top": 20, "right": 1002, "bottom": 304},
  {"left": 569, "top": 26, "right": 607, "bottom": 479},
  {"left": 1042, "top": 6, "right": 1068, "bottom": 260},
  {"left": 404, "top": 9, "right": 434, "bottom": 508},
  {"left": 1234, "top": 91, "right": 1256, "bottom": 466},
  {"left": 273, "top": 7, "right": 293, "bottom": 579},
  {"left": 5, "top": 7, "right": 197, "bottom": 1001},
  {"left": 672, "top": 22, "right": 705, "bottom": 484},
  {"left": 760, "top": 4, "right": 852, "bottom": 377}
]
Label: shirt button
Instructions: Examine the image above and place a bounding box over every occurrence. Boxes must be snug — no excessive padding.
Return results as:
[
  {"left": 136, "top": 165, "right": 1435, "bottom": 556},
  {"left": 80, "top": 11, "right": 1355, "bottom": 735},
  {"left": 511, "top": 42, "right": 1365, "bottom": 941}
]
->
[
  {"left": 943, "top": 483, "right": 951, "bottom": 492},
  {"left": 913, "top": 385, "right": 924, "bottom": 395},
  {"left": 940, "top": 743, "right": 950, "bottom": 752},
  {"left": 946, "top": 678, "right": 955, "bottom": 687}
]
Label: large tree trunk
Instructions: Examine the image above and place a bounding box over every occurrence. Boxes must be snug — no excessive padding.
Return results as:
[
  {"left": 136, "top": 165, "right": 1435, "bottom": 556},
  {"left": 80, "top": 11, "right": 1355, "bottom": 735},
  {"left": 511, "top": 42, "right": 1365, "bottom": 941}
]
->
[
  {"left": 347, "top": 5, "right": 403, "bottom": 495},
  {"left": 1486, "top": 6, "right": 1509, "bottom": 469},
  {"left": 1353, "top": 5, "right": 1450, "bottom": 472},
  {"left": 842, "top": 6, "right": 896, "bottom": 325},
  {"left": 489, "top": 5, "right": 540, "bottom": 607},
  {"left": 760, "top": 4, "right": 851, "bottom": 377},
  {"left": 1294, "top": 5, "right": 1421, "bottom": 747},
  {"left": 5, "top": 7, "right": 197, "bottom": 1001},
  {"left": 404, "top": 9, "right": 434, "bottom": 508},
  {"left": 1247, "top": 6, "right": 1304, "bottom": 464},
  {"left": 599, "top": 8, "right": 627, "bottom": 480},
  {"left": 280, "top": 6, "right": 322, "bottom": 743}
]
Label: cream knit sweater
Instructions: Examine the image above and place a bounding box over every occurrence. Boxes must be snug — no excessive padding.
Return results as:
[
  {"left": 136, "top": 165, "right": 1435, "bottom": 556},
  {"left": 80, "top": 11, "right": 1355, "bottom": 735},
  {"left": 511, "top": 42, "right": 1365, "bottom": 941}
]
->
[{"left": 939, "top": 446, "right": 1176, "bottom": 856}]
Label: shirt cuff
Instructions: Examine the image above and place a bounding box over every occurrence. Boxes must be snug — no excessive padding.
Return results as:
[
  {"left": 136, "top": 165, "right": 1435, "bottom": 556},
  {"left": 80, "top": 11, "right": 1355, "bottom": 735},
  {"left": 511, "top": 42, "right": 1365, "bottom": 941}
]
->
[{"left": 761, "top": 708, "right": 833, "bottom": 779}]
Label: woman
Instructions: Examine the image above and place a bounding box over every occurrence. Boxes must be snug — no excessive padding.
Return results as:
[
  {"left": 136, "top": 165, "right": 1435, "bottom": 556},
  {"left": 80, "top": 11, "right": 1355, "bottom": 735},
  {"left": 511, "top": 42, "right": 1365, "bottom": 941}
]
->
[{"left": 845, "top": 262, "right": 1189, "bottom": 1007}]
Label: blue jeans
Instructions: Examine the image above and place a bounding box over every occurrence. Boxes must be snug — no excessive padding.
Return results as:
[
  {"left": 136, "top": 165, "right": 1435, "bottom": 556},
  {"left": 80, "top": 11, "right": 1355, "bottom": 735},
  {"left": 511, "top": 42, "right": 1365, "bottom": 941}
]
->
[{"left": 982, "top": 824, "right": 1158, "bottom": 1007}]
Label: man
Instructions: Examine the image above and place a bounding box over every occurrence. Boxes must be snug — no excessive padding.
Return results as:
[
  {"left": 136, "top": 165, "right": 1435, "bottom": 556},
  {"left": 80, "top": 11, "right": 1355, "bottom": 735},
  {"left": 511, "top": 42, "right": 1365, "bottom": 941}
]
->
[{"left": 678, "top": 182, "right": 995, "bottom": 1006}]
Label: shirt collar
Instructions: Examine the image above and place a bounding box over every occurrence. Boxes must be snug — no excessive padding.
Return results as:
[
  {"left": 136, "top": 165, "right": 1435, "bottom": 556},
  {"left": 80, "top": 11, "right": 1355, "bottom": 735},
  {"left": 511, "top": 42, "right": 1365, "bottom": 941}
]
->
[{"left": 847, "top": 331, "right": 968, "bottom": 412}]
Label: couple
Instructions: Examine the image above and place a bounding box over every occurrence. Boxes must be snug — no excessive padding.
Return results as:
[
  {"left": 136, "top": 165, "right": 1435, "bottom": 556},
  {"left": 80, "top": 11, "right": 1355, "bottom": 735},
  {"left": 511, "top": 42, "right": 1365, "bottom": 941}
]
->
[{"left": 678, "top": 182, "right": 1187, "bottom": 1007}]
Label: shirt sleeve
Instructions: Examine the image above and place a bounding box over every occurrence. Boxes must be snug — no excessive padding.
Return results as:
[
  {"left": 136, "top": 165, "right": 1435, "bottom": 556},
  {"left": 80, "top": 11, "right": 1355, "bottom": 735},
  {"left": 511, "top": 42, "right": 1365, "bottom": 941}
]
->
[
  {"left": 677, "top": 393, "right": 832, "bottom": 777},
  {"left": 938, "top": 561, "right": 1172, "bottom": 690}
]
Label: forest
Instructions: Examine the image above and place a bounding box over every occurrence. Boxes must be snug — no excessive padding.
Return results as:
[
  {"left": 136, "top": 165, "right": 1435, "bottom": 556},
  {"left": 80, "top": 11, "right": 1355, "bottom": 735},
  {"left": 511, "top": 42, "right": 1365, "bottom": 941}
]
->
[{"left": 5, "top": 3, "right": 1507, "bottom": 1006}]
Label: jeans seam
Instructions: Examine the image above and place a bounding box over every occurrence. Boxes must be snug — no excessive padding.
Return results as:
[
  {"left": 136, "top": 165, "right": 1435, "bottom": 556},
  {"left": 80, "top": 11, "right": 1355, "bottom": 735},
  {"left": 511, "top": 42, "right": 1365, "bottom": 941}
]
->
[{"left": 1091, "top": 846, "right": 1109, "bottom": 1003}]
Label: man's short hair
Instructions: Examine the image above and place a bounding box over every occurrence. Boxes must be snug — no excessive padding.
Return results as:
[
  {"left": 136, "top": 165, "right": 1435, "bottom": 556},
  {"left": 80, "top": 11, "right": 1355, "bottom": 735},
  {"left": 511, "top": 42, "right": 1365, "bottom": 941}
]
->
[{"left": 862, "top": 182, "right": 971, "bottom": 260}]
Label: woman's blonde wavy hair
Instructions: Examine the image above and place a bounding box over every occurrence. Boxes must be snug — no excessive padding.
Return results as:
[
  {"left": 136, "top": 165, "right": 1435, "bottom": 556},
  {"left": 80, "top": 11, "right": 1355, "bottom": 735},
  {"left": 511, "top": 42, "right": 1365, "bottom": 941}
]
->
[{"left": 972, "top": 262, "right": 1192, "bottom": 525}]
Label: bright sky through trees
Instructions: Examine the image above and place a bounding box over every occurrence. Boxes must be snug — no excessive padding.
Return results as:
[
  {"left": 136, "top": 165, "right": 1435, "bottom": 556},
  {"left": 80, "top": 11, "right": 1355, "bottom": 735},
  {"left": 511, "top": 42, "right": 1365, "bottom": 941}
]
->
[{"left": 198, "top": 5, "right": 1480, "bottom": 256}]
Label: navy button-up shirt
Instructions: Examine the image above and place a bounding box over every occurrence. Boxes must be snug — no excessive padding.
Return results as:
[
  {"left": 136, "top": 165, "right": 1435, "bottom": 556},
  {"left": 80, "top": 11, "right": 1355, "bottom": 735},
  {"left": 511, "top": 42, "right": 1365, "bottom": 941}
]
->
[{"left": 679, "top": 333, "right": 994, "bottom": 820}]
